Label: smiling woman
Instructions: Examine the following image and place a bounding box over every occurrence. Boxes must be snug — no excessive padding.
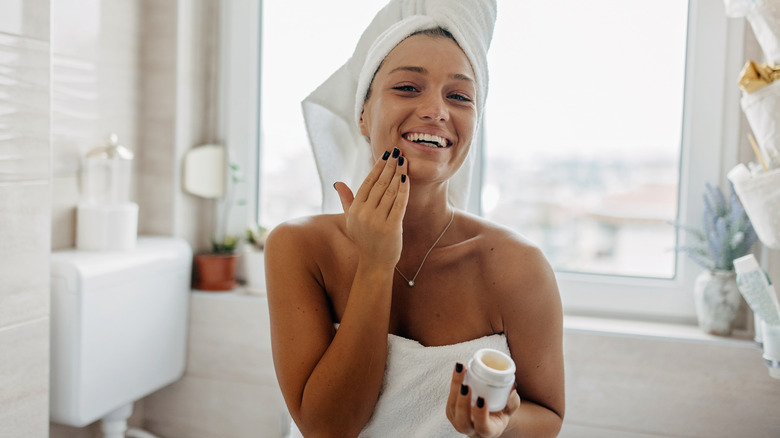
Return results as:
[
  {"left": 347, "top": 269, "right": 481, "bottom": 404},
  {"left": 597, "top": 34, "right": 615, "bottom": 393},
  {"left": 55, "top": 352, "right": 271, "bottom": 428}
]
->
[{"left": 264, "top": 0, "right": 566, "bottom": 437}]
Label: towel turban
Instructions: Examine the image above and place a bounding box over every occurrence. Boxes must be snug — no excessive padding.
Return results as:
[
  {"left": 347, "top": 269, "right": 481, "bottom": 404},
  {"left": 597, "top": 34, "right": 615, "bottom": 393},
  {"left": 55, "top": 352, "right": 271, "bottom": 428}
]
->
[{"left": 302, "top": 0, "right": 497, "bottom": 213}]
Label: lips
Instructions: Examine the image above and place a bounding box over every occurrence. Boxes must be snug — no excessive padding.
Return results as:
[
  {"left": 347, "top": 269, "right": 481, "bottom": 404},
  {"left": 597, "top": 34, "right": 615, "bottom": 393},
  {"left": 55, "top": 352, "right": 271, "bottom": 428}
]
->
[{"left": 403, "top": 132, "right": 451, "bottom": 148}]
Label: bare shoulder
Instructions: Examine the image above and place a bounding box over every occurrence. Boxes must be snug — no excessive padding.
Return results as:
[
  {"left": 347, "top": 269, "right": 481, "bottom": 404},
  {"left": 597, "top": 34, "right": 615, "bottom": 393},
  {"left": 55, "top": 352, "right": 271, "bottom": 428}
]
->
[
  {"left": 264, "top": 214, "right": 346, "bottom": 283},
  {"left": 265, "top": 214, "right": 344, "bottom": 256},
  {"left": 458, "top": 212, "right": 558, "bottom": 304}
]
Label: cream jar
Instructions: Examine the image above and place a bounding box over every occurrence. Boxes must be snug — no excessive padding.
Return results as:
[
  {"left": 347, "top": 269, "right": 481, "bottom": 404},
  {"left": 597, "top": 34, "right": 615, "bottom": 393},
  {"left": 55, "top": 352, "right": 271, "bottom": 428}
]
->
[{"left": 464, "top": 348, "right": 516, "bottom": 411}]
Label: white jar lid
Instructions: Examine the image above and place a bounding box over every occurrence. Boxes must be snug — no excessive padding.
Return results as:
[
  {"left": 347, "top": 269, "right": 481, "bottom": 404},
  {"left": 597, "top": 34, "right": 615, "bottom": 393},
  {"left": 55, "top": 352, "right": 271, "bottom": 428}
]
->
[{"left": 468, "top": 348, "right": 516, "bottom": 387}]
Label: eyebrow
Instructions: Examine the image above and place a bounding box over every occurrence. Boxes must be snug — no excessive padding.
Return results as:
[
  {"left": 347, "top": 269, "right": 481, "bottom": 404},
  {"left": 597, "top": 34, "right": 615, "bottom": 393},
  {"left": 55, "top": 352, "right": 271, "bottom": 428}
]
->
[{"left": 388, "top": 65, "right": 474, "bottom": 83}]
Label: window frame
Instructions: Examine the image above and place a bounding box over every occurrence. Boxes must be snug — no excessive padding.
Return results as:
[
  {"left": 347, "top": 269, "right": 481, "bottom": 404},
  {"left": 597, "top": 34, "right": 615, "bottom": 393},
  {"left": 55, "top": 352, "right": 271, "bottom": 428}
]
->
[
  {"left": 542, "top": 0, "right": 747, "bottom": 322},
  {"left": 228, "top": 0, "right": 746, "bottom": 322}
]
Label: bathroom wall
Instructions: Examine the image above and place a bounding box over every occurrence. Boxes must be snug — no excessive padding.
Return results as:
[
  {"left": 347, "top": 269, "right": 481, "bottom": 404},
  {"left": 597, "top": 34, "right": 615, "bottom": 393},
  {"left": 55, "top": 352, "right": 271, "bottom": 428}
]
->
[
  {"left": 0, "top": 0, "right": 51, "bottom": 436},
  {"left": 49, "top": 0, "right": 213, "bottom": 252},
  {"left": 49, "top": 0, "right": 139, "bottom": 249},
  {"left": 47, "top": 0, "right": 219, "bottom": 436},
  {"left": 142, "top": 291, "right": 287, "bottom": 438},
  {"left": 559, "top": 325, "right": 780, "bottom": 437},
  {"left": 136, "top": 0, "right": 217, "bottom": 249}
]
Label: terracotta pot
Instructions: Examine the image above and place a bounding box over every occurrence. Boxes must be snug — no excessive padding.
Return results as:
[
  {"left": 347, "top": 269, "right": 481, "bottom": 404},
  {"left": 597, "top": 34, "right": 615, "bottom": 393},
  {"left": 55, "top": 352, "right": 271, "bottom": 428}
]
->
[{"left": 193, "top": 253, "right": 239, "bottom": 291}]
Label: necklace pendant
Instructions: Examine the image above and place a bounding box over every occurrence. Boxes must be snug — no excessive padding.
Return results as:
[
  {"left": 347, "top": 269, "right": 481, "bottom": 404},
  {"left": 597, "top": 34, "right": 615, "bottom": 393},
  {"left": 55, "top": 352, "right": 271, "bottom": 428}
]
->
[{"left": 408, "top": 280, "right": 415, "bottom": 287}]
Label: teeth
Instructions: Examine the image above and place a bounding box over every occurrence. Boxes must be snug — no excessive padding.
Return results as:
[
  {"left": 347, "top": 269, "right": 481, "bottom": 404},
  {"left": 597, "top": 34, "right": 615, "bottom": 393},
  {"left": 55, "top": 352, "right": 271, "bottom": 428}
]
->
[{"left": 405, "top": 133, "right": 448, "bottom": 148}]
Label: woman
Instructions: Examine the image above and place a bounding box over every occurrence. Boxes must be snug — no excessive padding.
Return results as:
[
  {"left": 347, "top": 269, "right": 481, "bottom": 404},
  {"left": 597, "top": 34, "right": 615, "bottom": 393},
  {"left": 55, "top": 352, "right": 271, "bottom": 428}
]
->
[{"left": 265, "top": 1, "right": 564, "bottom": 437}]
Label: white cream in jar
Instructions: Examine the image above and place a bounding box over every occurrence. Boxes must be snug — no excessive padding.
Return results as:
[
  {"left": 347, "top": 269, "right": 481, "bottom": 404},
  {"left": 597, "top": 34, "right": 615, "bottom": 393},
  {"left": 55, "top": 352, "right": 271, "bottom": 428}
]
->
[{"left": 464, "top": 348, "right": 516, "bottom": 411}]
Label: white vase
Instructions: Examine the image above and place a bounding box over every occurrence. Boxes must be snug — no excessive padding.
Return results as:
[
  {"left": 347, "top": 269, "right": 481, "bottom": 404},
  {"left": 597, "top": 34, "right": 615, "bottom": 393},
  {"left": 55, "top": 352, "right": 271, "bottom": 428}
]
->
[
  {"left": 241, "top": 249, "right": 266, "bottom": 295},
  {"left": 693, "top": 270, "right": 743, "bottom": 336}
]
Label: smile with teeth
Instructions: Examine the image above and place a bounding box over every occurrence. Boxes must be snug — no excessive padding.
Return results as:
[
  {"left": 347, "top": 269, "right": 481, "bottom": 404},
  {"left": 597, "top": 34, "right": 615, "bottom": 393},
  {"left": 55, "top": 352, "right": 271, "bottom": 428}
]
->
[{"left": 404, "top": 132, "right": 450, "bottom": 148}]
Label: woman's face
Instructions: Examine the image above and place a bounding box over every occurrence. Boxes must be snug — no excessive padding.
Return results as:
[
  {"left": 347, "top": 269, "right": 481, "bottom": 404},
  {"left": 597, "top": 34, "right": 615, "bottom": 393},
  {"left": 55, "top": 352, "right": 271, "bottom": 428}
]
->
[{"left": 359, "top": 34, "right": 478, "bottom": 183}]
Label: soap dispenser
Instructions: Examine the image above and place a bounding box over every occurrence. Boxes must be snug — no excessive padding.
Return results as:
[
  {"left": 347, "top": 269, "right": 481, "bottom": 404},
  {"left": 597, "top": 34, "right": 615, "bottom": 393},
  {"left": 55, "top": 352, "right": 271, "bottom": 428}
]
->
[{"left": 76, "top": 133, "right": 139, "bottom": 250}]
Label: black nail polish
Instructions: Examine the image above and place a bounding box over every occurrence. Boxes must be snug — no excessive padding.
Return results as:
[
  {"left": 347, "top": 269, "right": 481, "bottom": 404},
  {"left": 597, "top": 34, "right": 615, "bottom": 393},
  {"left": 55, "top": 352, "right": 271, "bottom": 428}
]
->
[
  {"left": 398, "top": 156, "right": 404, "bottom": 166},
  {"left": 455, "top": 362, "right": 463, "bottom": 373},
  {"left": 392, "top": 147, "right": 400, "bottom": 158},
  {"left": 382, "top": 150, "right": 390, "bottom": 160},
  {"left": 460, "top": 384, "right": 468, "bottom": 396},
  {"left": 476, "top": 397, "right": 485, "bottom": 409},
  {"left": 401, "top": 174, "right": 407, "bottom": 183},
  {"left": 332, "top": 182, "right": 338, "bottom": 190}
]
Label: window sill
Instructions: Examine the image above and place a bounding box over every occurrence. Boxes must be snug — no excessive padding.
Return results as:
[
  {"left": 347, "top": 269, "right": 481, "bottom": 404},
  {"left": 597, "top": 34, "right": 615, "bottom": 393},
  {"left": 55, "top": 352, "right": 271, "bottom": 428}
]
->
[
  {"left": 563, "top": 314, "right": 758, "bottom": 349},
  {"left": 191, "top": 289, "right": 757, "bottom": 349},
  {"left": 191, "top": 286, "right": 266, "bottom": 301}
]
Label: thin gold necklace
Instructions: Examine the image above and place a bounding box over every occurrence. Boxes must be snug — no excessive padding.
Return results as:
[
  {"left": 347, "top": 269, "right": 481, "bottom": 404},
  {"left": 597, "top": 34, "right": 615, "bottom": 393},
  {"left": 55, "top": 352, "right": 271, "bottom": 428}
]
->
[{"left": 395, "top": 209, "right": 456, "bottom": 287}]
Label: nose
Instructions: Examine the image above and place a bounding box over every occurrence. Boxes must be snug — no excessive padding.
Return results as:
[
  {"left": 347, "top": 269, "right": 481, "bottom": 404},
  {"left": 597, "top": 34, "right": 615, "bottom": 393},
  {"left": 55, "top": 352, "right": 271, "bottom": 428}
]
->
[{"left": 417, "top": 92, "right": 448, "bottom": 122}]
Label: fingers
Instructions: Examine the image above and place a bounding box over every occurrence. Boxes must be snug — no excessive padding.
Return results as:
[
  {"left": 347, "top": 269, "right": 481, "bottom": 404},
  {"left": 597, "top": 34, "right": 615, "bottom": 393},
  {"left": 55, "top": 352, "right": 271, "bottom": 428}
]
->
[
  {"left": 387, "top": 167, "right": 410, "bottom": 225},
  {"left": 377, "top": 156, "right": 408, "bottom": 219},
  {"left": 503, "top": 389, "right": 521, "bottom": 414},
  {"left": 355, "top": 148, "right": 406, "bottom": 211},
  {"left": 333, "top": 181, "right": 355, "bottom": 214},
  {"left": 354, "top": 148, "right": 395, "bottom": 204},
  {"left": 471, "top": 396, "right": 490, "bottom": 436},
  {"left": 446, "top": 362, "right": 467, "bottom": 421},
  {"left": 365, "top": 148, "right": 405, "bottom": 210},
  {"left": 453, "top": 381, "right": 474, "bottom": 433},
  {"left": 446, "top": 363, "right": 476, "bottom": 435}
]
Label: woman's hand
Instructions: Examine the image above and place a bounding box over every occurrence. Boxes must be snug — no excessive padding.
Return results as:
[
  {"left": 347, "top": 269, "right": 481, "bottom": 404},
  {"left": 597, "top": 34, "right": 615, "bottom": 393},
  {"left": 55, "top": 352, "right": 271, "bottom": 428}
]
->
[
  {"left": 334, "top": 148, "right": 409, "bottom": 268},
  {"left": 446, "top": 362, "right": 522, "bottom": 438}
]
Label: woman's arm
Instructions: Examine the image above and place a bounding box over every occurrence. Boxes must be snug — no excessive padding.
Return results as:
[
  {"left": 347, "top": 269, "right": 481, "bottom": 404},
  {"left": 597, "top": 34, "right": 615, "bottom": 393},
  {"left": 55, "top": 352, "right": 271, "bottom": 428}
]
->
[
  {"left": 446, "top": 240, "right": 565, "bottom": 438},
  {"left": 266, "top": 150, "right": 408, "bottom": 438}
]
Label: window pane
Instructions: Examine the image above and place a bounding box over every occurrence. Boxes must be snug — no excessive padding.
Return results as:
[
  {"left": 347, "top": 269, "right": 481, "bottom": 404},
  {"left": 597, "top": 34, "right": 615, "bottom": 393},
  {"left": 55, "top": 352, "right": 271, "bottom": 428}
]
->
[
  {"left": 483, "top": 0, "right": 688, "bottom": 278},
  {"left": 258, "top": 1, "right": 388, "bottom": 228}
]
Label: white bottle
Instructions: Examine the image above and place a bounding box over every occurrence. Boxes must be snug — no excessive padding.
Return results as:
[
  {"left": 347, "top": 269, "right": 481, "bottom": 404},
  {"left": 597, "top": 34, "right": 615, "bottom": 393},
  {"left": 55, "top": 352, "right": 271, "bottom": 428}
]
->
[
  {"left": 734, "top": 254, "right": 780, "bottom": 379},
  {"left": 464, "top": 348, "right": 516, "bottom": 411}
]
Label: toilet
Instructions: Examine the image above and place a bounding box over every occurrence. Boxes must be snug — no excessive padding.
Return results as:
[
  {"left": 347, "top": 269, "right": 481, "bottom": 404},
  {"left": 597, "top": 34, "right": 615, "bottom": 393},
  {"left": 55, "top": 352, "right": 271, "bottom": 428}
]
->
[{"left": 49, "top": 236, "right": 192, "bottom": 437}]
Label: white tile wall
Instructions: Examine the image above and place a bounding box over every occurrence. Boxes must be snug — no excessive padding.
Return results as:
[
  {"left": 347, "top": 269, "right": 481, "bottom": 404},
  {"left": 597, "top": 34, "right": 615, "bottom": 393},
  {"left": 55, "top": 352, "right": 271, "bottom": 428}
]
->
[
  {"left": 0, "top": 182, "right": 51, "bottom": 327},
  {"left": 0, "top": 0, "right": 50, "bottom": 436},
  {"left": 0, "top": 33, "right": 50, "bottom": 184},
  {"left": 561, "top": 329, "right": 780, "bottom": 437},
  {"left": 143, "top": 292, "right": 287, "bottom": 438},
  {"left": 0, "top": 319, "right": 49, "bottom": 438},
  {"left": 0, "top": 0, "right": 48, "bottom": 42}
]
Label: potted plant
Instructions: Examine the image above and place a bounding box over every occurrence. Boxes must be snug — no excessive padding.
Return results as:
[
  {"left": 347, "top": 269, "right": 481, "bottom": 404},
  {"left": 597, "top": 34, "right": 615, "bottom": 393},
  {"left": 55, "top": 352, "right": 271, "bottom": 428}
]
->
[
  {"left": 673, "top": 182, "right": 758, "bottom": 335},
  {"left": 193, "top": 163, "right": 244, "bottom": 291}
]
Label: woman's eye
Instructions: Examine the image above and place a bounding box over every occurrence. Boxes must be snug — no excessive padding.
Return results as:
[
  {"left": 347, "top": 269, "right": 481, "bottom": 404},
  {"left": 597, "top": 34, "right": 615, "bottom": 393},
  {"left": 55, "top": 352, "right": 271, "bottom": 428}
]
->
[
  {"left": 393, "top": 85, "right": 418, "bottom": 92},
  {"left": 449, "top": 93, "right": 472, "bottom": 102}
]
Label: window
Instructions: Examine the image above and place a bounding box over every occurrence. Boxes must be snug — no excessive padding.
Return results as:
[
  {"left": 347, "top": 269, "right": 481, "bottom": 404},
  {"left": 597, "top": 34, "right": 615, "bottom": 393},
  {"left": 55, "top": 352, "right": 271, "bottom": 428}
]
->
[
  {"left": 485, "top": 0, "right": 687, "bottom": 280},
  {"left": 253, "top": 0, "right": 743, "bottom": 321},
  {"left": 257, "top": 0, "right": 389, "bottom": 226}
]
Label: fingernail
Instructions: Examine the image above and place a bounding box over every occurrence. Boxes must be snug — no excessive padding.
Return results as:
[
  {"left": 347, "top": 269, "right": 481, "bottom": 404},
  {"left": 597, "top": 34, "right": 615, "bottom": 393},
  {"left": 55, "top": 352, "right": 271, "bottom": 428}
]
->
[
  {"left": 455, "top": 362, "right": 463, "bottom": 373},
  {"left": 460, "top": 384, "right": 468, "bottom": 396},
  {"left": 401, "top": 174, "right": 407, "bottom": 183},
  {"left": 476, "top": 397, "right": 485, "bottom": 408},
  {"left": 392, "top": 147, "right": 400, "bottom": 158},
  {"left": 398, "top": 156, "right": 404, "bottom": 166},
  {"left": 382, "top": 150, "right": 390, "bottom": 160},
  {"left": 332, "top": 182, "right": 338, "bottom": 190}
]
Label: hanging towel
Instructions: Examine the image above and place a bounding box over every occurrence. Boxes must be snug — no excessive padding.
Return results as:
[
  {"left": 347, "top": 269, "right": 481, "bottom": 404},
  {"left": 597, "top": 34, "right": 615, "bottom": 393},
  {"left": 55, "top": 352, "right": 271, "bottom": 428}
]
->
[
  {"left": 302, "top": 0, "right": 497, "bottom": 213},
  {"left": 288, "top": 331, "right": 510, "bottom": 437}
]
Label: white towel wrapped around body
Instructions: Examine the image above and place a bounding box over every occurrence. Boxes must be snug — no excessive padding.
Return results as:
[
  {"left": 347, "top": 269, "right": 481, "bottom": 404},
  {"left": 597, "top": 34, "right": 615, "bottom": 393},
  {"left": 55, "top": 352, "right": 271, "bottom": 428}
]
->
[{"left": 289, "top": 331, "right": 510, "bottom": 437}]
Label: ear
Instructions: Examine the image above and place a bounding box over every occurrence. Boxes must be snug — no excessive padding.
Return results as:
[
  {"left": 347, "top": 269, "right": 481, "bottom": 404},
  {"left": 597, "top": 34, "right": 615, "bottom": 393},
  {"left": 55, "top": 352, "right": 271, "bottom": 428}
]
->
[{"left": 358, "top": 107, "right": 369, "bottom": 137}]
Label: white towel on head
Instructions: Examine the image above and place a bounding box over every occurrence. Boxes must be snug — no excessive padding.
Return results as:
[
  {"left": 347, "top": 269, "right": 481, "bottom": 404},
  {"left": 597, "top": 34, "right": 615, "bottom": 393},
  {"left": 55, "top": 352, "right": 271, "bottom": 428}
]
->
[
  {"left": 302, "top": 0, "right": 497, "bottom": 213},
  {"left": 287, "top": 330, "right": 511, "bottom": 437}
]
